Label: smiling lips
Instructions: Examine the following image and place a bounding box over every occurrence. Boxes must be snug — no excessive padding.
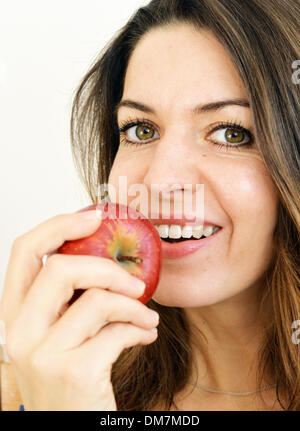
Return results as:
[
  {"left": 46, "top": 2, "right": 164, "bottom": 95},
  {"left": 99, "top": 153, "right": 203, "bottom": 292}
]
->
[
  {"left": 147, "top": 215, "right": 222, "bottom": 259},
  {"left": 158, "top": 225, "right": 222, "bottom": 259},
  {"left": 154, "top": 224, "right": 220, "bottom": 240}
]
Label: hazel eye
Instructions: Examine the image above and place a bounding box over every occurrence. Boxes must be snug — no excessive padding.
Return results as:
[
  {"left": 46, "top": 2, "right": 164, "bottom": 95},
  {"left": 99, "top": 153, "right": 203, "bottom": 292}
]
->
[
  {"left": 126, "top": 124, "right": 158, "bottom": 141},
  {"left": 224, "top": 128, "right": 246, "bottom": 144},
  {"left": 208, "top": 127, "right": 251, "bottom": 146}
]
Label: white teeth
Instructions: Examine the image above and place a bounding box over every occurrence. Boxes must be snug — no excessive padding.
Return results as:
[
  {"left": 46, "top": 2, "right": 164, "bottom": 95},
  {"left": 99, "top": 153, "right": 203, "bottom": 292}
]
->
[
  {"left": 157, "top": 224, "right": 169, "bottom": 238},
  {"left": 203, "top": 225, "right": 214, "bottom": 237},
  {"left": 154, "top": 224, "right": 219, "bottom": 239},
  {"left": 181, "top": 225, "right": 193, "bottom": 238},
  {"left": 168, "top": 225, "right": 182, "bottom": 239},
  {"left": 192, "top": 225, "right": 203, "bottom": 239}
]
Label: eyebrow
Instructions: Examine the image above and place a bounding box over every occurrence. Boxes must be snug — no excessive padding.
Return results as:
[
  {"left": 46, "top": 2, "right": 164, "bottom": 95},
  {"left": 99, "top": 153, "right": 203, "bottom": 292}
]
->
[{"left": 115, "top": 98, "right": 250, "bottom": 115}]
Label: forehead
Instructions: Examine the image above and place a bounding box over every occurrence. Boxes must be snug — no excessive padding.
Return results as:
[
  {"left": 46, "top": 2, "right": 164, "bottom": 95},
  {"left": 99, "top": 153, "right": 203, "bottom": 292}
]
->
[{"left": 122, "top": 24, "right": 248, "bottom": 111}]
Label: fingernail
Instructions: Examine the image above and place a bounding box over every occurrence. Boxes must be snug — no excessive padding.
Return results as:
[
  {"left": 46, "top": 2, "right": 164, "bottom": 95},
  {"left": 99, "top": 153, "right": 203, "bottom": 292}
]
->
[
  {"left": 131, "top": 277, "right": 146, "bottom": 293},
  {"left": 150, "top": 327, "right": 158, "bottom": 334},
  {"left": 79, "top": 209, "right": 102, "bottom": 221}
]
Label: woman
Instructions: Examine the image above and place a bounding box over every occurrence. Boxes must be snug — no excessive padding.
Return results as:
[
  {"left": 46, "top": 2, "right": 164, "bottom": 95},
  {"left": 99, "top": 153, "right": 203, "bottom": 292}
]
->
[{"left": 1, "top": 0, "right": 299, "bottom": 411}]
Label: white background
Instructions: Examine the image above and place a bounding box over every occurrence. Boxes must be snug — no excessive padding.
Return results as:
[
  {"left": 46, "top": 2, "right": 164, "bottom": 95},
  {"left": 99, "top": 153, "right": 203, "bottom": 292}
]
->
[{"left": 0, "top": 0, "right": 149, "bottom": 299}]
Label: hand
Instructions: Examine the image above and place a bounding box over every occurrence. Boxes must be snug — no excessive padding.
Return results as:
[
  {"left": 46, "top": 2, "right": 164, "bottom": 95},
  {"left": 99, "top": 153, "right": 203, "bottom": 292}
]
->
[{"left": 0, "top": 210, "right": 159, "bottom": 410}]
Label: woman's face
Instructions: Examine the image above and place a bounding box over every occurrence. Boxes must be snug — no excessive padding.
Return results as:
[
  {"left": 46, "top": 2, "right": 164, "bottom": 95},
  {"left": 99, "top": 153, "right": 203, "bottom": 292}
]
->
[{"left": 108, "top": 24, "right": 278, "bottom": 307}]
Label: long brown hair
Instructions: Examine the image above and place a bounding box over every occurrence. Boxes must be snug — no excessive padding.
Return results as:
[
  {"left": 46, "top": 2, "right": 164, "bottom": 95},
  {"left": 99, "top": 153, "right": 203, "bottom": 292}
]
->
[{"left": 70, "top": 0, "right": 300, "bottom": 410}]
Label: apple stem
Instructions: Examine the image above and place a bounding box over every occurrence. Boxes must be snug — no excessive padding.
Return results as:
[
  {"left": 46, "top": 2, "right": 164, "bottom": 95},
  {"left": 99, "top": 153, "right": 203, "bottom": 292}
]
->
[{"left": 117, "top": 256, "right": 143, "bottom": 264}]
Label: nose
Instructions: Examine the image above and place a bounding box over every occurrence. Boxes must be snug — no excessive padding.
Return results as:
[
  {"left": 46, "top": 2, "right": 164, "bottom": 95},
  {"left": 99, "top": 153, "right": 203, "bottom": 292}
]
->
[
  {"left": 142, "top": 127, "right": 206, "bottom": 219},
  {"left": 142, "top": 126, "right": 203, "bottom": 196}
]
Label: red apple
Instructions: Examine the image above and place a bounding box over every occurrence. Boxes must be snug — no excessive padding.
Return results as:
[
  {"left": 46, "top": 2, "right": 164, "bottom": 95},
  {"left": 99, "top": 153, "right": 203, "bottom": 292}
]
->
[{"left": 57, "top": 202, "right": 161, "bottom": 305}]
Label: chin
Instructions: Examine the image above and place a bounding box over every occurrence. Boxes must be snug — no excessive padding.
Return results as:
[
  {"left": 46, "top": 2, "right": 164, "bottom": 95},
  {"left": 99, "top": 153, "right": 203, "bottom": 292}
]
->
[
  {"left": 151, "top": 271, "right": 252, "bottom": 308},
  {"left": 151, "top": 282, "right": 224, "bottom": 308}
]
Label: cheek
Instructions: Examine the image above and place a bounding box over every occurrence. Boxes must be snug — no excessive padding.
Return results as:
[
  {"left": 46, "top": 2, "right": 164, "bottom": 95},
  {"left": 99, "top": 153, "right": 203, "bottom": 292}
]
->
[
  {"left": 108, "top": 150, "right": 154, "bottom": 211},
  {"left": 108, "top": 151, "right": 145, "bottom": 187},
  {"left": 108, "top": 155, "right": 136, "bottom": 199},
  {"left": 219, "top": 161, "right": 278, "bottom": 269},
  {"left": 224, "top": 163, "right": 278, "bottom": 225}
]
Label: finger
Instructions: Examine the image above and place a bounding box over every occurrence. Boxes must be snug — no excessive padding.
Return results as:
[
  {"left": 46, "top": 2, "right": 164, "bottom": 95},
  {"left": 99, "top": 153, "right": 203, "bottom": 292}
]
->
[
  {"left": 73, "top": 322, "right": 158, "bottom": 375},
  {"left": 0, "top": 209, "right": 102, "bottom": 326},
  {"left": 14, "top": 254, "right": 146, "bottom": 347},
  {"left": 44, "top": 288, "right": 159, "bottom": 350}
]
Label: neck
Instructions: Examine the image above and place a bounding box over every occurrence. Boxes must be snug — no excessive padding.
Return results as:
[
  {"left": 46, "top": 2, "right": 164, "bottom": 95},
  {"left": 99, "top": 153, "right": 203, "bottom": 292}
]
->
[{"left": 184, "top": 281, "right": 274, "bottom": 393}]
